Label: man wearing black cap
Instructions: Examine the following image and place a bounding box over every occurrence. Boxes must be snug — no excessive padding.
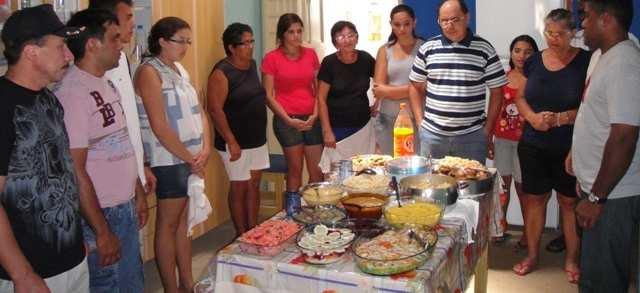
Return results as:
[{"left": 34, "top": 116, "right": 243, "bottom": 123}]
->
[{"left": 0, "top": 4, "right": 88, "bottom": 293}]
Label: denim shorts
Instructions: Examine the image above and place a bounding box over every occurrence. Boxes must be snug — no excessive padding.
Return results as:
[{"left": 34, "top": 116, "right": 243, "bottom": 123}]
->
[
  {"left": 82, "top": 199, "right": 143, "bottom": 293},
  {"left": 151, "top": 163, "right": 190, "bottom": 199},
  {"left": 273, "top": 114, "right": 323, "bottom": 148}
]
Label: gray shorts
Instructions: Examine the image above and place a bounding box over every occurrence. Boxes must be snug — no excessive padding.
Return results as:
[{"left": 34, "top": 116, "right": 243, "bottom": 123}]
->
[
  {"left": 493, "top": 137, "right": 521, "bottom": 182},
  {"left": 273, "top": 115, "right": 323, "bottom": 148}
]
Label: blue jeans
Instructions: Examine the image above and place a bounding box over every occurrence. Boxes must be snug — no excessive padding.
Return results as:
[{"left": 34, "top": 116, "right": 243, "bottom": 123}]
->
[
  {"left": 82, "top": 199, "right": 143, "bottom": 293},
  {"left": 579, "top": 195, "right": 640, "bottom": 293},
  {"left": 419, "top": 127, "right": 487, "bottom": 162}
]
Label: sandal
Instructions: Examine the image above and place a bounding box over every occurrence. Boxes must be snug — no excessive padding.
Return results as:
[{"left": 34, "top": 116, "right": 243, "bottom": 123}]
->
[
  {"left": 565, "top": 265, "right": 580, "bottom": 284},
  {"left": 545, "top": 235, "right": 566, "bottom": 253},
  {"left": 514, "top": 239, "right": 528, "bottom": 250},
  {"left": 513, "top": 258, "right": 537, "bottom": 276},
  {"left": 492, "top": 232, "right": 512, "bottom": 244}
]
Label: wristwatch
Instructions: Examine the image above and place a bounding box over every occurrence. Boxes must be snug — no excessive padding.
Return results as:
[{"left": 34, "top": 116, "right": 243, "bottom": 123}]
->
[{"left": 586, "top": 192, "right": 607, "bottom": 204}]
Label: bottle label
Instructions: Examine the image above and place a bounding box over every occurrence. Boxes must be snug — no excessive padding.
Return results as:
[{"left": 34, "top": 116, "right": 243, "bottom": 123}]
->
[{"left": 393, "top": 127, "right": 414, "bottom": 157}]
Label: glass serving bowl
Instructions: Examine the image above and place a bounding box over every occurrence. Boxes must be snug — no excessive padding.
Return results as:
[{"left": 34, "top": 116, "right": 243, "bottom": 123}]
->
[
  {"left": 296, "top": 223, "right": 356, "bottom": 265},
  {"left": 352, "top": 228, "right": 437, "bottom": 276},
  {"left": 340, "top": 193, "right": 389, "bottom": 221},
  {"left": 300, "top": 182, "right": 346, "bottom": 206},
  {"left": 383, "top": 198, "right": 445, "bottom": 230}
]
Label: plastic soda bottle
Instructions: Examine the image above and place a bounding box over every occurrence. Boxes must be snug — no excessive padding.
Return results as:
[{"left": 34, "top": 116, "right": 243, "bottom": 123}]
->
[{"left": 393, "top": 103, "right": 414, "bottom": 157}]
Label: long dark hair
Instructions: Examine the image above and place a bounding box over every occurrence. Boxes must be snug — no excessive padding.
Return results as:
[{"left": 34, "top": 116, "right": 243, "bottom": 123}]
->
[
  {"left": 276, "top": 13, "right": 303, "bottom": 47},
  {"left": 387, "top": 4, "right": 420, "bottom": 46},
  {"left": 508, "top": 34, "right": 539, "bottom": 69}
]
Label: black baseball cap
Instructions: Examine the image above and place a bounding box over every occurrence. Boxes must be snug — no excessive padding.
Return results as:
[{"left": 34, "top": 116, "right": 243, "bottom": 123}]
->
[{"left": 1, "top": 4, "right": 82, "bottom": 49}]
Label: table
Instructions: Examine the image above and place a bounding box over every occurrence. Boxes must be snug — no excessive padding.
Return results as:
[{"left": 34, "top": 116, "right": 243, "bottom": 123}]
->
[{"left": 213, "top": 175, "right": 504, "bottom": 293}]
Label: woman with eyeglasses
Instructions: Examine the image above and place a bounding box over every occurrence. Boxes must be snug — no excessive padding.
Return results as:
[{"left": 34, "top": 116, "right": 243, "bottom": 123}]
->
[
  {"left": 512, "top": 9, "right": 590, "bottom": 283},
  {"left": 372, "top": 4, "right": 424, "bottom": 156},
  {"left": 207, "top": 23, "right": 268, "bottom": 238},
  {"left": 317, "top": 21, "right": 376, "bottom": 156},
  {"left": 134, "top": 17, "right": 211, "bottom": 292},
  {"left": 262, "top": 13, "right": 323, "bottom": 195}
]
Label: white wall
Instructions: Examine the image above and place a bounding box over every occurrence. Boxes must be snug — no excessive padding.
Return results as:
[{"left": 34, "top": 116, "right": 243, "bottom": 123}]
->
[
  {"left": 321, "top": 0, "right": 397, "bottom": 58},
  {"left": 476, "top": 0, "right": 563, "bottom": 59},
  {"left": 478, "top": 0, "right": 565, "bottom": 229}
]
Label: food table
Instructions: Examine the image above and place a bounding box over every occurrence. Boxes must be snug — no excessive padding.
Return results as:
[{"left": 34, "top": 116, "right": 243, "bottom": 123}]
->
[{"left": 212, "top": 171, "right": 504, "bottom": 293}]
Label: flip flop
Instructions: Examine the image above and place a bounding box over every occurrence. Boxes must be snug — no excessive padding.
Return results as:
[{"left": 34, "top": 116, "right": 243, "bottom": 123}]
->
[
  {"left": 514, "top": 240, "right": 528, "bottom": 250},
  {"left": 565, "top": 268, "right": 580, "bottom": 284},
  {"left": 513, "top": 258, "right": 537, "bottom": 276}
]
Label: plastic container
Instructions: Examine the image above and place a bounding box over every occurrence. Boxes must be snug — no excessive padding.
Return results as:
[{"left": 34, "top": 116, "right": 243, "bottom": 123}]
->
[
  {"left": 393, "top": 103, "right": 415, "bottom": 157},
  {"left": 285, "top": 191, "right": 302, "bottom": 216}
]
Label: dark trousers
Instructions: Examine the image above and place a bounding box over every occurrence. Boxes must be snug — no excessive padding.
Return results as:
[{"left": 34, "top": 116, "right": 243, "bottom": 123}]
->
[{"left": 580, "top": 195, "right": 640, "bottom": 293}]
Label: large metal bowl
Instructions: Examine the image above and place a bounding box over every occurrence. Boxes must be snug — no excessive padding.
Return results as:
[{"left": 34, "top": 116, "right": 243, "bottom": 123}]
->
[
  {"left": 456, "top": 170, "right": 496, "bottom": 198},
  {"left": 398, "top": 174, "right": 459, "bottom": 206}
]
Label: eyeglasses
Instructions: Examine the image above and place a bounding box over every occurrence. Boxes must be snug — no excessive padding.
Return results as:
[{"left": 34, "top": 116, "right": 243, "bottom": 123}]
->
[
  {"left": 168, "top": 38, "right": 192, "bottom": 45},
  {"left": 234, "top": 39, "right": 256, "bottom": 48},
  {"left": 543, "top": 30, "right": 570, "bottom": 39},
  {"left": 438, "top": 16, "right": 462, "bottom": 27},
  {"left": 335, "top": 33, "right": 358, "bottom": 43}
]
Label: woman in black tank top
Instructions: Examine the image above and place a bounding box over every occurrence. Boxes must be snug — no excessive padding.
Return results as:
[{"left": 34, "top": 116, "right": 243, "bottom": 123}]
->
[{"left": 207, "top": 23, "right": 268, "bottom": 237}]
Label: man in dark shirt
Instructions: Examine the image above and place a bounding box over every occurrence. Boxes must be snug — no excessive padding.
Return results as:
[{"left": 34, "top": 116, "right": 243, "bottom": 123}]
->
[{"left": 0, "top": 4, "right": 87, "bottom": 292}]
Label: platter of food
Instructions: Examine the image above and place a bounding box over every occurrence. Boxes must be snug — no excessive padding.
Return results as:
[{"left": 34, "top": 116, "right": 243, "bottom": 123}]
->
[
  {"left": 342, "top": 174, "right": 390, "bottom": 195},
  {"left": 351, "top": 154, "right": 393, "bottom": 172},
  {"left": 238, "top": 219, "right": 302, "bottom": 257},
  {"left": 352, "top": 229, "right": 437, "bottom": 275},
  {"left": 296, "top": 224, "right": 356, "bottom": 264},
  {"left": 292, "top": 205, "right": 346, "bottom": 225},
  {"left": 432, "top": 156, "right": 490, "bottom": 180},
  {"left": 384, "top": 201, "right": 444, "bottom": 229},
  {"left": 432, "top": 156, "right": 495, "bottom": 196}
]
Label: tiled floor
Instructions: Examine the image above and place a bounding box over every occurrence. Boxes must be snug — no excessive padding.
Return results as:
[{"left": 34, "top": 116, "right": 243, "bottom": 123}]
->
[{"left": 143, "top": 224, "right": 635, "bottom": 293}]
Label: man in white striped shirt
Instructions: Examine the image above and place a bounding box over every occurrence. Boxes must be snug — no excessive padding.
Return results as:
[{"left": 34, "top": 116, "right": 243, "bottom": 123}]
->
[{"left": 408, "top": 0, "right": 507, "bottom": 162}]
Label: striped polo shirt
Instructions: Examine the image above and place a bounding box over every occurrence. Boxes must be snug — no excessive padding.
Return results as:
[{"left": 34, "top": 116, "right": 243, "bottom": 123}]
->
[{"left": 409, "top": 31, "right": 507, "bottom": 136}]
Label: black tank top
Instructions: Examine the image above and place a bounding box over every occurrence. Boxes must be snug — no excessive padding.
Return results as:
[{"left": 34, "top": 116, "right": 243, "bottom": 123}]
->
[{"left": 212, "top": 59, "right": 267, "bottom": 151}]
